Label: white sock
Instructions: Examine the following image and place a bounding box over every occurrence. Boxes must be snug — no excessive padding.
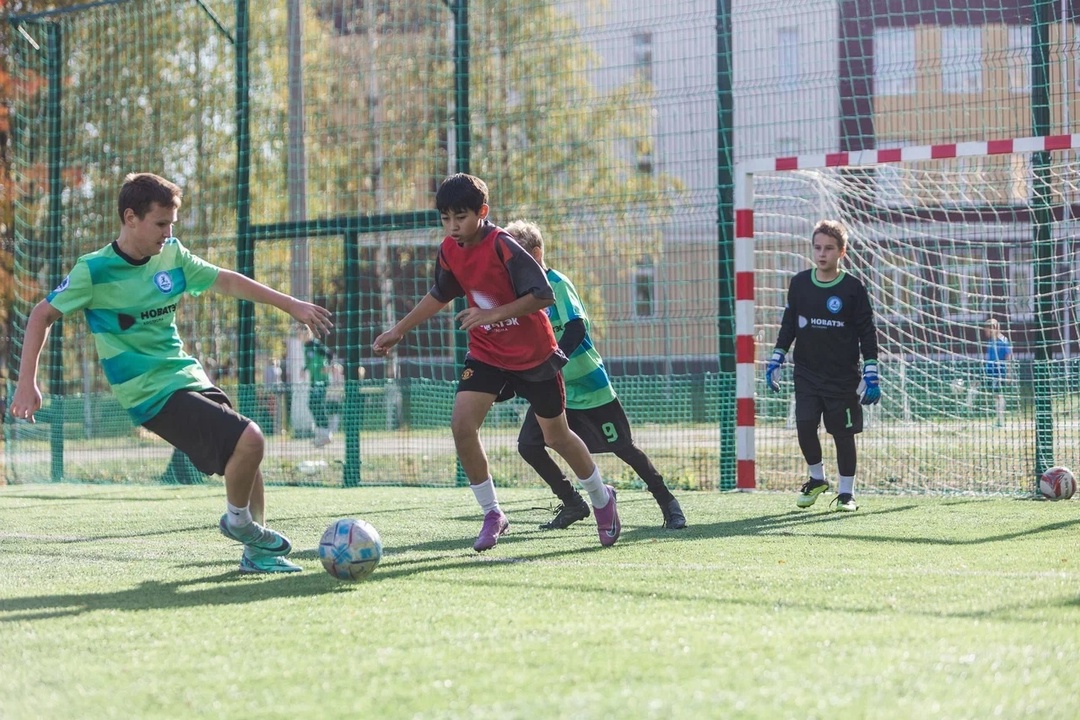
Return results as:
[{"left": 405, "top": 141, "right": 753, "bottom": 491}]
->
[
  {"left": 808, "top": 463, "right": 825, "bottom": 481},
  {"left": 838, "top": 475, "right": 855, "bottom": 496},
  {"left": 578, "top": 465, "right": 609, "bottom": 507},
  {"left": 470, "top": 478, "right": 500, "bottom": 515},
  {"left": 225, "top": 501, "right": 252, "bottom": 527}
]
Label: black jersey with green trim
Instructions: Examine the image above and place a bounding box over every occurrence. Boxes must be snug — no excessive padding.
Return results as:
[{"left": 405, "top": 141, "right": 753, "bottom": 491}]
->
[{"left": 775, "top": 269, "right": 879, "bottom": 397}]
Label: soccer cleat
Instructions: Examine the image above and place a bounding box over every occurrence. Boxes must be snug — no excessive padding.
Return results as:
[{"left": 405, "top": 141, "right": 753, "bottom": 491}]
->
[
  {"left": 661, "top": 497, "right": 687, "bottom": 530},
  {"left": 240, "top": 548, "right": 303, "bottom": 574},
  {"left": 539, "top": 495, "right": 591, "bottom": 530},
  {"left": 796, "top": 478, "right": 830, "bottom": 509},
  {"left": 593, "top": 485, "right": 621, "bottom": 547},
  {"left": 473, "top": 510, "right": 509, "bottom": 552},
  {"left": 218, "top": 514, "right": 292, "bottom": 556},
  {"left": 831, "top": 493, "right": 859, "bottom": 512}
]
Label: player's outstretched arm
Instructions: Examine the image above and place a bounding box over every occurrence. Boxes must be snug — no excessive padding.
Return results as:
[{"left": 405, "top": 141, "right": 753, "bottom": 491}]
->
[
  {"left": 211, "top": 269, "right": 333, "bottom": 337},
  {"left": 9, "top": 301, "right": 63, "bottom": 422},
  {"left": 373, "top": 293, "right": 448, "bottom": 356}
]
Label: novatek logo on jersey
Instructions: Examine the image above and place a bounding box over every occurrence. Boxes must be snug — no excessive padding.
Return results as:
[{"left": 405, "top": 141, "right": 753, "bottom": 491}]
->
[
  {"left": 154, "top": 271, "right": 173, "bottom": 293},
  {"left": 468, "top": 290, "right": 520, "bottom": 332},
  {"left": 809, "top": 317, "right": 845, "bottom": 328},
  {"left": 53, "top": 277, "right": 70, "bottom": 293}
]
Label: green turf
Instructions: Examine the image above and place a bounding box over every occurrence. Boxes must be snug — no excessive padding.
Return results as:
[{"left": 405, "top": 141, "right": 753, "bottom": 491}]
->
[{"left": 1, "top": 485, "right": 1078, "bottom": 720}]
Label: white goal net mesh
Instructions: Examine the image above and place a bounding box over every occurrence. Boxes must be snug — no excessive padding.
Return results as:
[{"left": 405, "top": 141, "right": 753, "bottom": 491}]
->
[{"left": 753, "top": 153, "right": 1080, "bottom": 495}]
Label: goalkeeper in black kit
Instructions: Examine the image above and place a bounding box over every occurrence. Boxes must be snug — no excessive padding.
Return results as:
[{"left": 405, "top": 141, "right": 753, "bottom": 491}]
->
[{"left": 765, "top": 220, "right": 880, "bottom": 512}]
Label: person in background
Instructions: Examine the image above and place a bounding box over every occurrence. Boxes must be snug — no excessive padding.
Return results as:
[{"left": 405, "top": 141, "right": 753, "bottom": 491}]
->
[{"left": 982, "top": 317, "right": 1011, "bottom": 427}]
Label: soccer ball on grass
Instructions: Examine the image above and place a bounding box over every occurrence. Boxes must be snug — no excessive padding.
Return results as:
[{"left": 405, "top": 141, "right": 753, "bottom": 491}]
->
[
  {"left": 319, "top": 518, "right": 383, "bottom": 580},
  {"left": 1039, "top": 466, "right": 1076, "bottom": 501}
]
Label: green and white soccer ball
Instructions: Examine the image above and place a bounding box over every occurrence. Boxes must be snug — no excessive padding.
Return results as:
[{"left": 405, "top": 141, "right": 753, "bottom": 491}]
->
[{"left": 319, "top": 518, "right": 383, "bottom": 581}]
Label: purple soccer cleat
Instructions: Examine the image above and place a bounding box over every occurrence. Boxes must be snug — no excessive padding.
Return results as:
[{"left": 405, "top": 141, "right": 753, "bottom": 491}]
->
[
  {"left": 473, "top": 510, "right": 509, "bottom": 552},
  {"left": 593, "top": 485, "right": 621, "bottom": 547}
]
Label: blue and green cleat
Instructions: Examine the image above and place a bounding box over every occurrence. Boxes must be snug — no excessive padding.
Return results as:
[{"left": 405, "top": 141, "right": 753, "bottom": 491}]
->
[
  {"left": 239, "top": 547, "right": 302, "bottom": 574},
  {"left": 219, "top": 514, "right": 292, "bottom": 556}
]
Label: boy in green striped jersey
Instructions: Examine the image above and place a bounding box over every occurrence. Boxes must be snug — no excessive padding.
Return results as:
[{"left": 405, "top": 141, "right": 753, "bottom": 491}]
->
[
  {"left": 504, "top": 220, "right": 686, "bottom": 530},
  {"left": 10, "top": 173, "right": 333, "bottom": 573}
]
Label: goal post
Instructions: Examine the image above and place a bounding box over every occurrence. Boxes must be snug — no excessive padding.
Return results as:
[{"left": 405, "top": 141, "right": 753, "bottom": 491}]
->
[{"left": 735, "top": 134, "right": 1080, "bottom": 494}]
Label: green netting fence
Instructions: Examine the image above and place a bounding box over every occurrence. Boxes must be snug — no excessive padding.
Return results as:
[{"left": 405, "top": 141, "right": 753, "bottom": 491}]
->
[
  {"left": 2, "top": 0, "right": 1078, "bottom": 496},
  {"left": 1, "top": 0, "right": 736, "bottom": 490}
]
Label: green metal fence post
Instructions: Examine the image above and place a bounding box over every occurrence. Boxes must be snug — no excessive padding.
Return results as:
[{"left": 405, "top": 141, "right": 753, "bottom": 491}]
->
[
  {"left": 716, "top": 0, "right": 735, "bottom": 490},
  {"left": 448, "top": 0, "right": 470, "bottom": 487},
  {"left": 234, "top": 0, "right": 256, "bottom": 417},
  {"left": 45, "top": 20, "right": 65, "bottom": 482},
  {"left": 1031, "top": 2, "right": 1055, "bottom": 480},
  {"left": 343, "top": 230, "right": 362, "bottom": 488}
]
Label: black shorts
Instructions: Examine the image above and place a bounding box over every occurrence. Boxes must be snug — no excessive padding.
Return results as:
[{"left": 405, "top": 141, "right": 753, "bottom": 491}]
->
[
  {"left": 141, "top": 388, "right": 252, "bottom": 476},
  {"left": 458, "top": 356, "right": 566, "bottom": 419},
  {"left": 518, "top": 397, "right": 634, "bottom": 453},
  {"left": 794, "top": 391, "right": 863, "bottom": 437}
]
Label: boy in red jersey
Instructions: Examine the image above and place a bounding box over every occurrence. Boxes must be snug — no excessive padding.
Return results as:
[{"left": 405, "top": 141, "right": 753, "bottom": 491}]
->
[{"left": 373, "top": 174, "right": 619, "bottom": 551}]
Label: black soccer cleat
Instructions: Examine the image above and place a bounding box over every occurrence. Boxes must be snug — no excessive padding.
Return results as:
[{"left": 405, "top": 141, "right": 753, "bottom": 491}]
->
[
  {"left": 539, "top": 495, "right": 591, "bottom": 530},
  {"left": 661, "top": 497, "right": 687, "bottom": 529}
]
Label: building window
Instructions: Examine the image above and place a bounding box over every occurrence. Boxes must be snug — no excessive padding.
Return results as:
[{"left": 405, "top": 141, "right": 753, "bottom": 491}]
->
[
  {"left": 941, "top": 26, "right": 982, "bottom": 94},
  {"left": 633, "top": 259, "right": 656, "bottom": 318},
  {"left": 1008, "top": 248, "right": 1035, "bottom": 319},
  {"left": 881, "top": 264, "right": 928, "bottom": 320},
  {"left": 942, "top": 262, "right": 991, "bottom": 319},
  {"left": 875, "top": 139, "right": 913, "bottom": 207},
  {"left": 1007, "top": 25, "right": 1031, "bottom": 94},
  {"left": 777, "top": 28, "right": 798, "bottom": 87},
  {"left": 1009, "top": 154, "right": 1033, "bottom": 204},
  {"left": 635, "top": 138, "right": 653, "bottom": 175},
  {"left": 632, "top": 32, "right": 652, "bottom": 83},
  {"left": 874, "top": 27, "right": 916, "bottom": 96},
  {"left": 1074, "top": 28, "right": 1080, "bottom": 92}
]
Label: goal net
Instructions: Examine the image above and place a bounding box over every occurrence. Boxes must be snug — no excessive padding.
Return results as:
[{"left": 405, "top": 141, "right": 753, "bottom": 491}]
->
[{"left": 742, "top": 138, "right": 1080, "bottom": 495}]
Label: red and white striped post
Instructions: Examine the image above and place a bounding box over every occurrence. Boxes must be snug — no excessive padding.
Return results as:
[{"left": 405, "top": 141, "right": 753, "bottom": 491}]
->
[
  {"left": 733, "top": 169, "right": 756, "bottom": 490},
  {"left": 731, "top": 133, "right": 1080, "bottom": 491}
]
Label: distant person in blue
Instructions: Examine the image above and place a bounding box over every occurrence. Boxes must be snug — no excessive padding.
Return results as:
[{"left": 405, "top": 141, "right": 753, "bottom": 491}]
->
[{"left": 982, "top": 317, "right": 1011, "bottom": 426}]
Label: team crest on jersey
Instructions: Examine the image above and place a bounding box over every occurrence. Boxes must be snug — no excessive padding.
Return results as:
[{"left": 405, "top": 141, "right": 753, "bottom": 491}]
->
[
  {"left": 461, "top": 368, "right": 474, "bottom": 381},
  {"left": 53, "top": 276, "right": 70, "bottom": 293},
  {"left": 826, "top": 296, "right": 843, "bottom": 314},
  {"left": 154, "top": 271, "right": 173, "bottom": 293}
]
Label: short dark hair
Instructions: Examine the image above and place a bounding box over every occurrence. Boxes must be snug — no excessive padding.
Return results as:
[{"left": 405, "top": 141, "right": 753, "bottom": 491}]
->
[
  {"left": 435, "top": 173, "right": 488, "bottom": 214},
  {"left": 118, "top": 173, "right": 182, "bottom": 221}
]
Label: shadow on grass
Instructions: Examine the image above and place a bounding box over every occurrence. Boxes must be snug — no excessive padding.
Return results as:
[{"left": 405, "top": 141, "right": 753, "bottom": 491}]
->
[{"left": 0, "top": 568, "right": 344, "bottom": 622}]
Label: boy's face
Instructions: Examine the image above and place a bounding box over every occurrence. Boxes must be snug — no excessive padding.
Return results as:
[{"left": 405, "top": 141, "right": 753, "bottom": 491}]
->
[
  {"left": 811, "top": 232, "right": 845, "bottom": 273},
  {"left": 124, "top": 202, "right": 177, "bottom": 259},
  {"left": 440, "top": 204, "right": 488, "bottom": 245}
]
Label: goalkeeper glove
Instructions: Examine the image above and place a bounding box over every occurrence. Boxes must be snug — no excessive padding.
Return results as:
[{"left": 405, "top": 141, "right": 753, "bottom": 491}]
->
[
  {"left": 765, "top": 349, "right": 786, "bottom": 393},
  {"left": 859, "top": 361, "right": 881, "bottom": 405}
]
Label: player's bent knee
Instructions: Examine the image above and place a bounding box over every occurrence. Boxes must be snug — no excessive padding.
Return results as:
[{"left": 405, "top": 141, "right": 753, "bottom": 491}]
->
[{"left": 235, "top": 422, "right": 266, "bottom": 459}]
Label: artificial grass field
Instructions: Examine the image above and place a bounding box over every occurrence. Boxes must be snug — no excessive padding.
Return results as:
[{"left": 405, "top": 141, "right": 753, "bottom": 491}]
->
[{"left": 1, "top": 484, "right": 1078, "bottom": 720}]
